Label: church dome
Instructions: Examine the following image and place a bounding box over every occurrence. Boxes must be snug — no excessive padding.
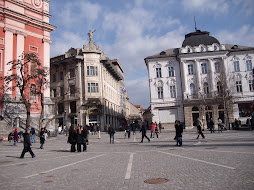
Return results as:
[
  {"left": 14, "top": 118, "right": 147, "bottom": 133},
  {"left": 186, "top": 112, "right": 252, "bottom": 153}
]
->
[{"left": 182, "top": 30, "right": 220, "bottom": 47}]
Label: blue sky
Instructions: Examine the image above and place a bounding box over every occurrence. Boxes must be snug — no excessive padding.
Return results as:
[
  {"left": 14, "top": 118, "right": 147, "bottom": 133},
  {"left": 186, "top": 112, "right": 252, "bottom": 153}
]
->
[{"left": 49, "top": 0, "right": 254, "bottom": 108}]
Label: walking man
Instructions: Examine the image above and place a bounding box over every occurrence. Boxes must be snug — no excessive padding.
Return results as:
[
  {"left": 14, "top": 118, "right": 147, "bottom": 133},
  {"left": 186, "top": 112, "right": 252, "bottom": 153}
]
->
[
  {"left": 175, "top": 121, "right": 183, "bottom": 146},
  {"left": 196, "top": 118, "right": 205, "bottom": 139},
  {"left": 108, "top": 124, "right": 115, "bottom": 144},
  {"left": 140, "top": 122, "right": 150, "bottom": 143},
  {"left": 20, "top": 128, "right": 35, "bottom": 158},
  {"left": 150, "top": 122, "right": 155, "bottom": 138},
  {"left": 209, "top": 118, "right": 215, "bottom": 133}
]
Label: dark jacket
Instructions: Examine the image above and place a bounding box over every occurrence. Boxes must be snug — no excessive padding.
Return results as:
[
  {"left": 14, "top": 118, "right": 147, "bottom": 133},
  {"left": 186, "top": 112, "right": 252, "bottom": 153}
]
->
[
  {"left": 40, "top": 131, "right": 45, "bottom": 144},
  {"left": 82, "top": 127, "right": 88, "bottom": 139},
  {"left": 108, "top": 126, "right": 115, "bottom": 135},
  {"left": 68, "top": 130, "right": 77, "bottom": 144},
  {"left": 23, "top": 132, "right": 31, "bottom": 148},
  {"left": 76, "top": 132, "right": 83, "bottom": 144},
  {"left": 176, "top": 124, "right": 183, "bottom": 137},
  {"left": 140, "top": 124, "right": 147, "bottom": 134},
  {"left": 31, "top": 128, "right": 36, "bottom": 135}
]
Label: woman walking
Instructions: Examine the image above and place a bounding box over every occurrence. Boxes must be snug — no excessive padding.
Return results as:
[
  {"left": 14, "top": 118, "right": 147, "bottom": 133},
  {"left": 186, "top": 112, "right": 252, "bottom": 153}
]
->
[
  {"left": 13, "top": 128, "right": 19, "bottom": 146},
  {"left": 68, "top": 125, "right": 77, "bottom": 152},
  {"left": 40, "top": 128, "right": 45, "bottom": 149}
]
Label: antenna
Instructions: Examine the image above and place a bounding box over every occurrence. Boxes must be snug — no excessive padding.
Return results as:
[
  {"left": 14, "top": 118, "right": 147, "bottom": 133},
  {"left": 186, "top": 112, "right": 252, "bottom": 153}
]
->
[{"left": 194, "top": 16, "right": 197, "bottom": 31}]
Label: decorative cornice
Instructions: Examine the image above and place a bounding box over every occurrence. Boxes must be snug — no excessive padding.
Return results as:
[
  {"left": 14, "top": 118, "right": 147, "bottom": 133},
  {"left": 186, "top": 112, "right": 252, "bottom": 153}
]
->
[{"left": 42, "top": 38, "right": 52, "bottom": 44}]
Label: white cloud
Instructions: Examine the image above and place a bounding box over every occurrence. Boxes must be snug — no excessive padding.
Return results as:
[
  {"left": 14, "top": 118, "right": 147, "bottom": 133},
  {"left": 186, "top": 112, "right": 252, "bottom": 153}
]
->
[
  {"left": 125, "top": 77, "right": 150, "bottom": 108},
  {"left": 215, "top": 25, "right": 254, "bottom": 46},
  {"left": 182, "top": 0, "right": 229, "bottom": 14}
]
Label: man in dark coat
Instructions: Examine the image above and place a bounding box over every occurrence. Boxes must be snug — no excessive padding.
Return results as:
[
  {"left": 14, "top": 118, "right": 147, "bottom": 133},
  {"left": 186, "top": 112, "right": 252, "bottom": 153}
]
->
[
  {"left": 175, "top": 121, "right": 183, "bottom": 146},
  {"left": 140, "top": 122, "right": 150, "bottom": 143},
  {"left": 68, "top": 125, "right": 77, "bottom": 152},
  {"left": 108, "top": 124, "right": 115, "bottom": 144},
  {"left": 76, "top": 127, "right": 83, "bottom": 152},
  {"left": 82, "top": 126, "right": 88, "bottom": 152},
  {"left": 196, "top": 118, "right": 205, "bottom": 139},
  {"left": 20, "top": 128, "right": 35, "bottom": 158}
]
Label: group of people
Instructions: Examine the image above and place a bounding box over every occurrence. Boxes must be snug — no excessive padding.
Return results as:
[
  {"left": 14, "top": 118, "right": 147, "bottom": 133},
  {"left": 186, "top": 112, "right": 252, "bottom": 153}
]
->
[{"left": 68, "top": 125, "right": 88, "bottom": 152}]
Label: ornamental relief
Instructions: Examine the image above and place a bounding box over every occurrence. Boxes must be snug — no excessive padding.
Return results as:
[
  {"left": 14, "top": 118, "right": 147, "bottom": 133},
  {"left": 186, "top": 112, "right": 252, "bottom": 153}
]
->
[
  {"left": 153, "top": 62, "right": 162, "bottom": 68},
  {"left": 154, "top": 80, "right": 163, "bottom": 87},
  {"left": 231, "top": 56, "right": 240, "bottom": 61},
  {"left": 243, "top": 54, "right": 252, "bottom": 60},
  {"left": 166, "top": 79, "right": 176, "bottom": 86}
]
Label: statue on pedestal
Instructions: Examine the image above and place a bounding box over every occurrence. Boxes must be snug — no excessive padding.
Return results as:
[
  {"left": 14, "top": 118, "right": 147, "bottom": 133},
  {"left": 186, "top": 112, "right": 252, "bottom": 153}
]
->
[{"left": 88, "top": 29, "right": 96, "bottom": 43}]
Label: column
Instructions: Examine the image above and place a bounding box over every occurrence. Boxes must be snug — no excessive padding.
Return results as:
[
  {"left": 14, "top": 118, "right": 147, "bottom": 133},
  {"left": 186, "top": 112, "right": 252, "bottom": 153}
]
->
[
  {"left": 195, "top": 59, "right": 201, "bottom": 91},
  {"left": 181, "top": 61, "right": 188, "bottom": 97},
  {"left": 208, "top": 59, "right": 215, "bottom": 93},
  {"left": 4, "top": 29, "right": 14, "bottom": 95},
  {"left": 78, "top": 61, "right": 84, "bottom": 126},
  {"left": 16, "top": 32, "right": 26, "bottom": 97},
  {"left": 42, "top": 38, "right": 51, "bottom": 100}
]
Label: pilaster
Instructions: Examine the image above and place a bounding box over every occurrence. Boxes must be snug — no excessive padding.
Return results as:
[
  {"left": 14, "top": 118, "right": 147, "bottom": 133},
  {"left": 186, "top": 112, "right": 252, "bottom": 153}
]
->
[{"left": 195, "top": 59, "right": 201, "bottom": 91}]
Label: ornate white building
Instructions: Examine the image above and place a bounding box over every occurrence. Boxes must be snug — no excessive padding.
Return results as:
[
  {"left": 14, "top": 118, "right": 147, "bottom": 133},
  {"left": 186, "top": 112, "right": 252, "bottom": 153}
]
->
[
  {"left": 145, "top": 29, "right": 254, "bottom": 129},
  {"left": 50, "top": 32, "right": 127, "bottom": 131}
]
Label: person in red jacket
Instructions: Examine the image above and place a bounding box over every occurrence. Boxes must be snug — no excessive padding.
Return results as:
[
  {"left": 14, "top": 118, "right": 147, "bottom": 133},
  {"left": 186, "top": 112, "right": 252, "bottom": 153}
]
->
[
  {"left": 13, "top": 128, "right": 19, "bottom": 146},
  {"left": 150, "top": 122, "right": 155, "bottom": 138}
]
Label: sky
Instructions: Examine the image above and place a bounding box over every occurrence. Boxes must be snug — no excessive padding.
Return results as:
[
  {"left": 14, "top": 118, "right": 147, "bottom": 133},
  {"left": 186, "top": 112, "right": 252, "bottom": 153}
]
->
[{"left": 49, "top": 0, "right": 254, "bottom": 109}]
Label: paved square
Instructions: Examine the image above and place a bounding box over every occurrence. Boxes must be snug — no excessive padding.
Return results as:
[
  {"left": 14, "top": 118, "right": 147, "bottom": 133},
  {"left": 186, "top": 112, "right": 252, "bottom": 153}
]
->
[{"left": 0, "top": 130, "right": 254, "bottom": 190}]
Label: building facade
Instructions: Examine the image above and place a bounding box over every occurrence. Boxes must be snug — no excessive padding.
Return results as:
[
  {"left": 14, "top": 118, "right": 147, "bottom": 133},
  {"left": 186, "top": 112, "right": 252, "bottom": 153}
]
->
[
  {"left": 0, "top": 0, "right": 55, "bottom": 131},
  {"left": 50, "top": 33, "right": 127, "bottom": 131},
  {"left": 145, "top": 29, "right": 254, "bottom": 129}
]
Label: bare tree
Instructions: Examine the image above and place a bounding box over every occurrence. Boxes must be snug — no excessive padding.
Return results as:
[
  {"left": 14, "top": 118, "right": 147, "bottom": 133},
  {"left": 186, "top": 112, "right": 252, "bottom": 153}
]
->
[{"left": 0, "top": 52, "right": 49, "bottom": 129}]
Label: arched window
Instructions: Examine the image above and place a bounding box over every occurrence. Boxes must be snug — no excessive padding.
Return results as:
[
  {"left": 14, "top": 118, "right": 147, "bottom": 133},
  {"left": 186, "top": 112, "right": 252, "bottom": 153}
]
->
[
  {"left": 215, "top": 62, "right": 220, "bottom": 73},
  {"left": 204, "top": 82, "right": 209, "bottom": 94},
  {"left": 30, "top": 84, "right": 36, "bottom": 101},
  {"left": 190, "top": 83, "right": 195, "bottom": 95},
  {"left": 192, "top": 106, "right": 199, "bottom": 111}
]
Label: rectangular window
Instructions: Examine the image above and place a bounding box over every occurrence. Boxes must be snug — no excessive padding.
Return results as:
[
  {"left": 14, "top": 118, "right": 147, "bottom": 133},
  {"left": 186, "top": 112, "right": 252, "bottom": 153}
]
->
[
  {"left": 234, "top": 61, "right": 240, "bottom": 72},
  {"left": 30, "top": 62, "right": 37, "bottom": 75},
  {"left": 168, "top": 67, "right": 175, "bottom": 77},
  {"left": 201, "top": 63, "right": 207, "bottom": 74},
  {"left": 70, "top": 85, "right": 75, "bottom": 95},
  {"left": 188, "top": 64, "right": 194, "bottom": 75},
  {"left": 87, "top": 66, "right": 98, "bottom": 76},
  {"left": 59, "top": 72, "right": 63, "bottom": 80},
  {"left": 170, "top": 85, "right": 176, "bottom": 98},
  {"left": 88, "top": 83, "right": 99, "bottom": 93},
  {"left": 60, "top": 87, "right": 64, "bottom": 97},
  {"left": 156, "top": 68, "right": 162, "bottom": 78},
  {"left": 236, "top": 80, "right": 242, "bottom": 92},
  {"left": 0, "top": 38, "right": 4, "bottom": 45},
  {"left": 158, "top": 87, "right": 163, "bottom": 99},
  {"left": 53, "top": 89, "right": 57, "bottom": 97},
  {"left": 70, "top": 101, "right": 76, "bottom": 113},
  {"left": 69, "top": 69, "right": 75, "bottom": 78},
  {"left": 58, "top": 103, "right": 64, "bottom": 114},
  {"left": 249, "top": 80, "right": 254, "bottom": 91},
  {"left": 246, "top": 60, "right": 252, "bottom": 71},
  {"left": 29, "top": 45, "right": 38, "bottom": 53},
  {"left": 215, "top": 63, "right": 220, "bottom": 73}
]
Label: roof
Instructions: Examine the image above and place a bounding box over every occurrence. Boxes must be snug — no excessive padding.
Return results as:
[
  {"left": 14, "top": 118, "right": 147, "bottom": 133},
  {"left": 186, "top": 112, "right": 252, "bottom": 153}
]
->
[
  {"left": 182, "top": 30, "right": 220, "bottom": 47},
  {"left": 145, "top": 48, "right": 179, "bottom": 60}
]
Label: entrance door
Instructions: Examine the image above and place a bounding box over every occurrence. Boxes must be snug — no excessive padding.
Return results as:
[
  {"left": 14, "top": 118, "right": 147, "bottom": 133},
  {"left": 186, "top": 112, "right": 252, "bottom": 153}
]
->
[
  {"left": 219, "top": 111, "right": 225, "bottom": 123},
  {"left": 192, "top": 113, "right": 199, "bottom": 126}
]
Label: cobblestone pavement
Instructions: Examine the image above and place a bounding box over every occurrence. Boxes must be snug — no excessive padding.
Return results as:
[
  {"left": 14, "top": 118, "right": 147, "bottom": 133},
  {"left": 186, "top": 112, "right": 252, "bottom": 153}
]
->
[{"left": 0, "top": 129, "right": 254, "bottom": 190}]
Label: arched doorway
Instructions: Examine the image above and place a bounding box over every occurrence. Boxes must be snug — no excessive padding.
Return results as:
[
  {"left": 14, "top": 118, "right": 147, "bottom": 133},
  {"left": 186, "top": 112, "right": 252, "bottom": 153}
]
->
[{"left": 192, "top": 106, "right": 199, "bottom": 126}]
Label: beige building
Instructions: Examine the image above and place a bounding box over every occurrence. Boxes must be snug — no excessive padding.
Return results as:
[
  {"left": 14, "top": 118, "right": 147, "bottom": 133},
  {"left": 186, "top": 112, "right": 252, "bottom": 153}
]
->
[{"left": 50, "top": 32, "right": 126, "bottom": 130}]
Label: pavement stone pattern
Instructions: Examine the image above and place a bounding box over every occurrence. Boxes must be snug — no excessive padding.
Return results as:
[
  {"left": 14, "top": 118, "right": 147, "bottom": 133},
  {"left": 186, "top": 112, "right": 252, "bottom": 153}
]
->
[{"left": 0, "top": 129, "right": 254, "bottom": 190}]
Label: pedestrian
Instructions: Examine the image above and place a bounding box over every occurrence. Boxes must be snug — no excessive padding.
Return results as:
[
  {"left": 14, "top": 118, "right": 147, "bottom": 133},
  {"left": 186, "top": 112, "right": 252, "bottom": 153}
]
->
[
  {"left": 131, "top": 122, "right": 135, "bottom": 135},
  {"left": 13, "top": 128, "right": 19, "bottom": 146},
  {"left": 150, "top": 122, "right": 155, "bottom": 138},
  {"left": 108, "top": 124, "right": 115, "bottom": 144},
  {"left": 82, "top": 125, "right": 88, "bottom": 152},
  {"left": 246, "top": 116, "right": 252, "bottom": 131},
  {"left": 159, "top": 122, "right": 162, "bottom": 133},
  {"left": 39, "top": 128, "right": 45, "bottom": 149},
  {"left": 209, "top": 118, "right": 215, "bottom": 133},
  {"left": 218, "top": 119, "right": 223, "bottom": 132},
  {"left": 175, "top": 121, "right": 183, "bottom": 146},
  {"left": 20, "top": 128, "right": 35, "bottom": 158},
  {"left": 127, "top": 124, "right": 131, "bottom": 139},
  {"left": 140, "top": 122, "right": 150, "bottom": 143},
  {"left": 97, "top": 123, "right": 101, "bottom": 139},
  {"left": 155, "top": 122, "right": 159, "bottom": 138},
  {"left": 93, "top": 124, "right": 97, "bottom": 135},
  {"left": 68, "top": 125, "right": 77, "bottom": 152},
  {"left": 196, "top": 118, "right": 205, "bottom": 139},
  {"left": 76, "top": 126, "right": 83, "bottom": 152},
  {"left": 86, "top": 125, "right": 90, "bottom": 145},
  {"left": 30, "top": 127, "right": 36, "bottom": 143},
  {"left": 250, "top": 116, "right": 254, "bottom": 131}
]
